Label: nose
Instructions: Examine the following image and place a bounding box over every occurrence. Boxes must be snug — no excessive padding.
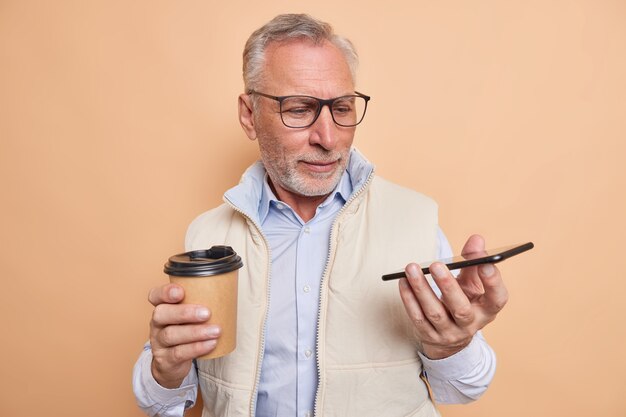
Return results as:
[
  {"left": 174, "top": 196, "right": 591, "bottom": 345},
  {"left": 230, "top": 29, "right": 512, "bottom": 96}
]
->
[{"left": 309, "top": 105, "right": 338, "bottom": 150}]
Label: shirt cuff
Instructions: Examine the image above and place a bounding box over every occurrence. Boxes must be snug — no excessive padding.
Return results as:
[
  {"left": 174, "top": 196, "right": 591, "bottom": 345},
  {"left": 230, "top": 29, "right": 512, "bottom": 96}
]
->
[
  {"left": 134, "top": 344, "right": 198, "bottom": 415},
  {"left": 418, "top": 333, "right": 485, "bottom": 380}
]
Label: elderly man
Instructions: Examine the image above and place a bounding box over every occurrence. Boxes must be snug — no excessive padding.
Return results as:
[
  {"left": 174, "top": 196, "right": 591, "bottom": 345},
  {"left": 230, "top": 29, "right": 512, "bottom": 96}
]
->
[{"left": 133, "top": 14, "right": 507, "bottom": 417}]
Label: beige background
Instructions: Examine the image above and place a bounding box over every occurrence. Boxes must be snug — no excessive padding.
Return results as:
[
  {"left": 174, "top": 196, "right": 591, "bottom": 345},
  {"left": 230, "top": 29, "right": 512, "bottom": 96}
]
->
[{"left": 1, "top": 0, "right": 625, "bottom": 416}]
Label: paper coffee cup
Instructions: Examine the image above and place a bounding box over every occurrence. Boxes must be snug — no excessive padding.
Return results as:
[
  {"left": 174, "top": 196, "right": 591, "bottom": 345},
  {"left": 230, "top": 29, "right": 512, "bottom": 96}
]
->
[{"left": 164, "top": 246, "right": 243, "bottom": 359}]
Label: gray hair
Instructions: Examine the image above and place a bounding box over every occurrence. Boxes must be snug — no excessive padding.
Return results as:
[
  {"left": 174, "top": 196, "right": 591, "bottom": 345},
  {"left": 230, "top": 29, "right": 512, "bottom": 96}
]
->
[{"left": 242, "top": 14, "right": 359, "bottom": 93}]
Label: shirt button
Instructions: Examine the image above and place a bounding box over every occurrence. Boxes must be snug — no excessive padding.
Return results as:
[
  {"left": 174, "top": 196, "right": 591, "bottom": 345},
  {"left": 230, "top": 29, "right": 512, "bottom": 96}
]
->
[
  {"left": 303, "top": 226, "right": 311, "bottom": 234},
  {"left": 304, "top": 349, "right": 313, "bottom": 358},
  {"left": 275, "top": 203, "right": 284, "bottom": 210},
  {"left": 303, "top": 285, "right": 311, "bottom": 293},
  {"left": 304, "top": 411, "right": 312, "bottom": 417}
]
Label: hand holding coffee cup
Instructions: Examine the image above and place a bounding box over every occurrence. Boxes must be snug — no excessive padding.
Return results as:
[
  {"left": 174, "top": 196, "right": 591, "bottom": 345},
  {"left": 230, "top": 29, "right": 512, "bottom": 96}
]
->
[
  {"left": 163, "top": 246, "right": 243, "bottom": 359},
  {"left": 148, "top": 283, "right": 219, "bottom": 388},
  {"left": 148, "top": 246, "right": 243, "bottom": 389}
]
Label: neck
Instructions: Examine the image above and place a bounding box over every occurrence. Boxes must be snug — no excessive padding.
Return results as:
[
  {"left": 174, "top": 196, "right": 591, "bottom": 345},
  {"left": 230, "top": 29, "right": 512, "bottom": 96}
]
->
[{"left": 268, "top": 181, "right": 330, "bottom": 223}]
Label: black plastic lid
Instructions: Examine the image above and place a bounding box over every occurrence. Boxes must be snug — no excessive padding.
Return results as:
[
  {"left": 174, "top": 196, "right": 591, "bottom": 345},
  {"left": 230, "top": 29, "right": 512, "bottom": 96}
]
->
[{"left": 164, "top": 246, "right": 243, "bottom": 277}]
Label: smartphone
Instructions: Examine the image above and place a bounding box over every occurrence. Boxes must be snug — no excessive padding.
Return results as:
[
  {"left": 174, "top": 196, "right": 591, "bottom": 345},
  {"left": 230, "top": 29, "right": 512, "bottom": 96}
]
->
[{"left": 381, "top": 242, "right": 534, "bottom": 281}]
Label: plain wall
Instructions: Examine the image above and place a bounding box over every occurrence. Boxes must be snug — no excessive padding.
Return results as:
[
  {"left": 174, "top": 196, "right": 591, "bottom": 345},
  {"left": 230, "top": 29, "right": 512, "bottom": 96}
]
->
[{"left": 1, "top": 1, "right": 625, "bottom": 416}]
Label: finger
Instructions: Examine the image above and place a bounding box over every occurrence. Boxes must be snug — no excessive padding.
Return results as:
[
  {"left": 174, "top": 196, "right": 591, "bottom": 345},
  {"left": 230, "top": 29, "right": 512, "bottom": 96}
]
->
[
  {"left": 156, "top": 323, "right": 222, "bottom": 348},
  {"left": 148, "top": 283, "right": 185, "bottom": 306},
  {"left": 403, "top": 263, "right": 454, "bottom": 331},
  {"left": 477, "top": 263, "right": 509, "bottom": 315},
  {"left": 151, "top": 303, "right": 210, "bottom": 328},
  {"left": 429, "top": 262, "right": 475, "bottom": 327},
  {"left": 457, "top": 235, "right": 487, "bottom": 298},
  {"left": 456, "top": 265, "right": 485, "bottom": 300},
  {"left": 398, "top": 277, "right": 436, "bottom": 336},
  {"left": 460, "top": 234, "right": 486, "bottom": 257},
  {"left": 154, "top": 339, "right": 218, "bottom": 366}
]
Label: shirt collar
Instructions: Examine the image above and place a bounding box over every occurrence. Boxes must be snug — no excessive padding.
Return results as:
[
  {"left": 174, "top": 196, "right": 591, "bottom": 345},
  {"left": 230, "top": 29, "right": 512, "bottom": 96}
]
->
[
  {"left": 258, "top": 170, "right": 352, "bottom": 224},
  {"left": 223, "top": 148, "right": 374, "bottom": 225}
]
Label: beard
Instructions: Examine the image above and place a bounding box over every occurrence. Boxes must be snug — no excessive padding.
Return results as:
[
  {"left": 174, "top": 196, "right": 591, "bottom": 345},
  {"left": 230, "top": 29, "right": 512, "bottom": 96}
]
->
[{"left": 259, "top": 141, "right": 350, "bottom": 198}]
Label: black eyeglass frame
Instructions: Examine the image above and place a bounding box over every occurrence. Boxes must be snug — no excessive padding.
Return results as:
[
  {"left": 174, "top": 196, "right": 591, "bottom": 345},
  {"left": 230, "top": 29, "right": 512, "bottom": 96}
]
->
[{"left": 248, "top": 90, "right": 371, "bottom": 128}]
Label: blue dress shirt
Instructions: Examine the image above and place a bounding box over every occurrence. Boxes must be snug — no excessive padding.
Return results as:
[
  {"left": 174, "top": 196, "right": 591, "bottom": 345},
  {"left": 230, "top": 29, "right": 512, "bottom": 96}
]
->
[{"left": 255, "top": 170, "right": 353, "bottom": 417}]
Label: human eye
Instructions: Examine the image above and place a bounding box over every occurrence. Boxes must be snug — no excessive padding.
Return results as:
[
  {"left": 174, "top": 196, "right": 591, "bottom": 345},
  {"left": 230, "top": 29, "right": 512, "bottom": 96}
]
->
[
  {"left": 282, "top": 97, "right": 317, "bottom": 119},
  {"left": 332, "top": 98, "right": 355, "bottom": 116}
]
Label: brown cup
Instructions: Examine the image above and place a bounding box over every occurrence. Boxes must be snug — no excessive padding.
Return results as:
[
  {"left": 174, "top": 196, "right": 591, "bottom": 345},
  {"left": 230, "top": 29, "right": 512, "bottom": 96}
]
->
[{"left": 164, "top": 246, "right": 243, "bottom": 359}]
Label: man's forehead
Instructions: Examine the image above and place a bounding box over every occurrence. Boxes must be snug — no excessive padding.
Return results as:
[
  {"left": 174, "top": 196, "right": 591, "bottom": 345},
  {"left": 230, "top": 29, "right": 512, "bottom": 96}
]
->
[{"left": 261, "top": 39, "right": 353, "bottom": 90}]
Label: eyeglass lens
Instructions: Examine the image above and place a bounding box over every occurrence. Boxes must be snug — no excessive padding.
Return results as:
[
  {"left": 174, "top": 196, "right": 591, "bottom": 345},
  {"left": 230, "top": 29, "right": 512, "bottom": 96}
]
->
[{"left": 280, "top": 96, "right": 367, "bottom": 128}]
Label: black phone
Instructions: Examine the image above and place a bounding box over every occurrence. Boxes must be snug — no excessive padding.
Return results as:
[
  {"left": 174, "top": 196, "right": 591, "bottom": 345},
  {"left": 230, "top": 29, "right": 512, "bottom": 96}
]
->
[{"left": 381, "top": 242, "right": 534, "bottom": 281}]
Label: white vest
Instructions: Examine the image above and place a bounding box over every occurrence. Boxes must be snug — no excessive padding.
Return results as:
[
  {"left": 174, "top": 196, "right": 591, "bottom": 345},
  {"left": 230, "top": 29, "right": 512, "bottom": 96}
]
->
[{"left": 186, "top": 172, "right": 440, "bottom": 417}]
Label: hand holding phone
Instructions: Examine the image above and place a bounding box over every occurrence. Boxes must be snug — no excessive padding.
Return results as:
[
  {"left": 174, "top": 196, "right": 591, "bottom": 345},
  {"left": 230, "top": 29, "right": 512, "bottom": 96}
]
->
[{"left": 382, "top": 242, "right": 534, "bottom": 281}]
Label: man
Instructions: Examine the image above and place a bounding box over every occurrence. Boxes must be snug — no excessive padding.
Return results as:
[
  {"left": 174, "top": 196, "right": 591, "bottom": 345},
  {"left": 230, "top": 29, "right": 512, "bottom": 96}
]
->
[{"left": 133, "top": 14, "right": 507, "bottom": 417}]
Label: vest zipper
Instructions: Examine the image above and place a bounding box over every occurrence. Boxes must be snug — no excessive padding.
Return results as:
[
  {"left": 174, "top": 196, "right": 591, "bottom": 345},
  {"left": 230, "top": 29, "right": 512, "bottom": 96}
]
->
[
  {"left": 312, "top": 169, "right": 375, "bottom": 417},
  {"left": 223, "top": 197, "right": 272, "bottom": 417}
]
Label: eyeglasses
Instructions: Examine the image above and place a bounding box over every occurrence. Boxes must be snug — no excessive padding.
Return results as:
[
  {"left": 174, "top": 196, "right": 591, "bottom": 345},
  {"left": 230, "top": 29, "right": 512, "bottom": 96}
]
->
[{"left": 248, "top": 90, "right": 371, "bottom": 128}]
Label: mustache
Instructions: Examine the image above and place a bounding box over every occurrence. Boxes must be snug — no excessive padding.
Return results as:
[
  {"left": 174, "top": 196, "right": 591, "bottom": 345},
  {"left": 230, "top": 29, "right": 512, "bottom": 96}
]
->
[{"left": 299, "top": 150, "right": 344, "bottom": 164}]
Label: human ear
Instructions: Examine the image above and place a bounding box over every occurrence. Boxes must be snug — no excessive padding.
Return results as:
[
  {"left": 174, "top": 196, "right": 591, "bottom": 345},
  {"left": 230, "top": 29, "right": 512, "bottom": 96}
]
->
[{"left": 238, "top": 94, "right": 257, "bottom": 140}]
